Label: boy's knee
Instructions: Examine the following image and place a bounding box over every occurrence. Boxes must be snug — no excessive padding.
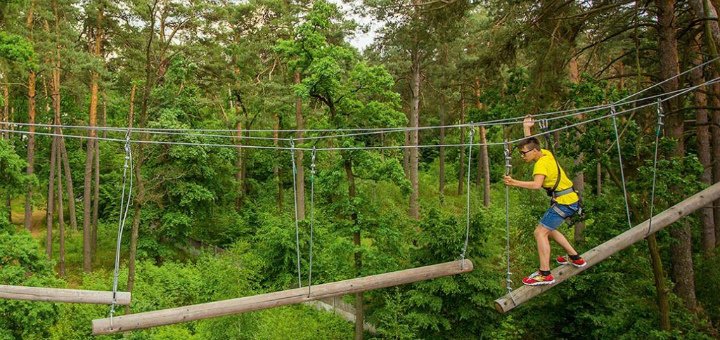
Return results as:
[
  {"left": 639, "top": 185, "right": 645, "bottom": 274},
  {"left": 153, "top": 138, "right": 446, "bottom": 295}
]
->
[{"left": 534, "top": 225, "right": 550, "bottom": 238}]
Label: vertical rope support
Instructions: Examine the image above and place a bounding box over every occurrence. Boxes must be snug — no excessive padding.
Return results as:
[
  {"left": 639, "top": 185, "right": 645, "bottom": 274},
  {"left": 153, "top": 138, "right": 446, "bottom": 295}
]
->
[
  {"left": 646, "top": 100, "right": 664, "bottom": 236},
  {"left": 110, "top": 131, "right": 134, "bottom": 327},
  {"left": 289, "top": 138, "right": 302, "bottom": 288},
  {"left": 503, "top": 139, "right": 513, "bottom": 293},
  {"left": 611, "top": 106, "right": 632, "bottom": 229},
  {"left": 308, "top": 147, "right": 316, "bottom": 297},
  {"left": 460, "top": 125, "right": 475, "bottom": 268}
]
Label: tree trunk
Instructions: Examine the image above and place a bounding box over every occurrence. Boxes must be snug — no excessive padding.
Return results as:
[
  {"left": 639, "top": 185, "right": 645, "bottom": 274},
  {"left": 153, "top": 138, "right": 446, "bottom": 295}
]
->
[
  {"left": 479, "top": 126, "right": 490, "bottom": 207},
  {"left": 713, "top": 84, "right": 720, "bottom": 245},
  {"left": 647, "top": 234, "right": 671, "bottom": 330},
  {"left": 58, "top": 135, "right": 77, "bottom": 230},
  {"left": 24, "top": 0, "right": 36, "bottom": 233},
  {"left": 439, "top": 94, "right": 446, "bottom": 203},
  {"left": 474, "top": 79, "right": 490, "bottom": 207},
  {"left": 274, "top": 113, "right": 283, "bottom": 210},
  {"left": 82, "top": 4, "right": 103, "bottom": 272},
  {"left": 235, "top": 120, "right": 243, "bottom": 209},
  {"left": 2, "top": 83, "right": 8, "bottom": 140},
  {"left": 458, "top": 90, "right": 466, "bottom": 195},
  {"left": 656, "top": 0, "right": 697, "bottom": 311},
  {"left": 344, "top": 157, "right": 363, "bottom": 340},
  {"left": 46, "top": 136, "right": 57, "bottom": 259},
  {"left": 568, "top": 54, "right": 586, "bottom": 242},
  {"left": 408, "top": 51, "right": 420, "bottom": 220},
  {"left": 689, "top": 44, "right": 715, "bottom": 253},
  {"left": 56, "top": 148, "right": 65, "bottom": 277},
  {"left": 124, "top": 84, "right": 138, "bottom": 313},
  {"left": 294, "top": 72, "right": 305, "bottom": 220},
  {"left": 127, "top": 0, "right": 158, "bottom": 312},
  {"left": 92, "top": 123, "right": 100, "bottom": 256},
  {"left": 596, "top": 162, "right": 602, "bottom": 195}
]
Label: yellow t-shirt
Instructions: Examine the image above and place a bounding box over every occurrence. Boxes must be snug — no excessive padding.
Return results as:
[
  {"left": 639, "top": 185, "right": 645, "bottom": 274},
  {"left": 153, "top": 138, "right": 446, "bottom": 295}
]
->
[{"left": 532, "top": 149, "right": 579, "bottom": 205}]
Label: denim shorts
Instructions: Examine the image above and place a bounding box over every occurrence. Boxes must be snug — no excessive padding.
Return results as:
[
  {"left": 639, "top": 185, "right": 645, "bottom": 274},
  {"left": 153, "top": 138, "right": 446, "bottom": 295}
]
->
[{"left": 539, "top": 202, "right": 580, "bottom": 231}]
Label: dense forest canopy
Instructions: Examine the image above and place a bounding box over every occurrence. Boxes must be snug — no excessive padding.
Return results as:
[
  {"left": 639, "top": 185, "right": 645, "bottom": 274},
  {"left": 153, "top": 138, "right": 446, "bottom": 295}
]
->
[{"left": 1, "top": 0, "right": 720, "bottom": 338}]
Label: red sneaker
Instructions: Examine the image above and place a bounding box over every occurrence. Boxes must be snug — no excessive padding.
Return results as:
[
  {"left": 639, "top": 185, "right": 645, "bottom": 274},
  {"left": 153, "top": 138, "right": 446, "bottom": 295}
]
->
[
  {"left": 522, "top": 271, "right": 555, "bottom": 286},
  {"left": 556, "top": 255, "right": 587, "bottom": 267}
]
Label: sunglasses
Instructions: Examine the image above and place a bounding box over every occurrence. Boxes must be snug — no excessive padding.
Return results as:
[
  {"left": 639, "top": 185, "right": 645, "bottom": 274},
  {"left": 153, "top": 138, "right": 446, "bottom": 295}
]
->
[{"left": 518, "top": 149, "right": 533, "bottom": 157}]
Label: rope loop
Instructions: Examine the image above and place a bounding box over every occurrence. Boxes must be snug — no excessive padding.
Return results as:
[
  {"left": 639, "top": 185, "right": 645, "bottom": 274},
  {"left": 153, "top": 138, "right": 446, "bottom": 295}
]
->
[{"left": 110, "top": 131, "right": 134, "bottom": 321}]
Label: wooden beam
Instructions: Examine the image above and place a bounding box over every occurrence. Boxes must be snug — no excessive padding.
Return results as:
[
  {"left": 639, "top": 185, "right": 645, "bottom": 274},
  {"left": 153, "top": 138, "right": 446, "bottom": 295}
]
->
[
  {"left": 495, "top": 181, "right": 720, "bottom": 313},
  {"left": 0, "top": 285, "right": 131, "bottom": 305},
  {"left": 93, "top": 259, "right": 473, "bottom": 334}
]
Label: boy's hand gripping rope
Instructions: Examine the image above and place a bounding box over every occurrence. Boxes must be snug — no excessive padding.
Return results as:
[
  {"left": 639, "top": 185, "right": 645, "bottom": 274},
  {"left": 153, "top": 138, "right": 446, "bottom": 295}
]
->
[
  {"left": 503, "top": 140, "right": 513, "bottom": 293},
  {"left": 646, "top": 100, "right": 665, "bottom": 236},
  {"left": 460, "top": 125, "right": 474, "bottom": 269}
]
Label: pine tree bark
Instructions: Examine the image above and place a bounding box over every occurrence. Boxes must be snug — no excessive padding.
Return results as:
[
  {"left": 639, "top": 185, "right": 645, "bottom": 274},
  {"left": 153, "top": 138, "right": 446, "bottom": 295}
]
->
[
  {"left": 235, "top": 119, "right": 243, "bottom": 209},
  {"left": 408, "top": 50, "right": 420, "bottom": 220},
  {"left": 596, "top": 162, "right": 602, "bottom": 195},
  {"left": 689, "top": 43, "right": 715, "bottom": 253},
  {"left": 656, "top": 0, "right": 697, "bottom": 311},
  {"left": 58, "top": 135, "right": 77, "bottom": 230},
  {"left": 2, "top": 83, "right": 8, "bottom": 140},
  {"left": 83, "top": 17, "right": 102, "bottom": 271},
  {"left": 127, "top": 0, "right": 159, "bottom": 312},
  {"left": 24, "top": 0, "right": 36, "bottom": 232},
  {"left": 56, "top": 149, "right": 65, "bottom": 277},
  {"left": 438, "top": 94, "right": 446, "bottom": 203},
  {"left": 294, "top": 72, "right": 305, "bottom": 220},
  {"left": 712, "top": 83, "right": 720, "bottom": 246},
  {"left": 274, "top": 113, "right": 283, "bottom": 210},
  {"left": 46, "top": 136, "right": 57, "bottom": 259},
  {"left": 344, "top": 157, "right": 363, "bottom": 340},
  {"left": 474, "top": 79, "right": 490, "bottom": 207},
  {"left": 458, "top": 90, "right": 466, "bottom": 195},
  {"left": 647, "top": 234, "right": 671, "bottom": 330}
]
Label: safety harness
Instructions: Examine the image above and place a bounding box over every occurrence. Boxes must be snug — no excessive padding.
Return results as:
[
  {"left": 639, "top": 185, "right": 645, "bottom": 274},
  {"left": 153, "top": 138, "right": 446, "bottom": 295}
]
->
[{"left": 538, "top": 119, "right": 584, "bottom": 218}]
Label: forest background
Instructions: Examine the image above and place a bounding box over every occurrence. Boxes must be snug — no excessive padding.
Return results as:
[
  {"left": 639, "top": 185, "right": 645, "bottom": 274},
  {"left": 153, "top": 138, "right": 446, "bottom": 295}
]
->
[{"left": 2, "top": 0, "right": 720, "bottom": 338}]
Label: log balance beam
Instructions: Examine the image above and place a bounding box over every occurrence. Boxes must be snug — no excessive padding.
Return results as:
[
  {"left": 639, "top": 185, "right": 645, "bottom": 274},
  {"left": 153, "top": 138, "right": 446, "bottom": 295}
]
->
[
  {"left": 0, "top": 285, "right": 131, "bottom": 305},
  {"left": 93, "top": 259, "right": 473, "bottom": 334},
  {"left": 495, "top": 181, "right": 720, "bottom": 313}
]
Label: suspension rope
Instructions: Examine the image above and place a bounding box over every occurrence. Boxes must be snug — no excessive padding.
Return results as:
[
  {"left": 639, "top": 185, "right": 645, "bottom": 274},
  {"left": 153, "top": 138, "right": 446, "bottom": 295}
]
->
[
  {"left": 308, "top": 147, "right": 316, "bottom": 297},
  {"left": 290, "top": 138, "right": 302, "bottom": 288},
  {"left": 8, "top": 58, "right": 716, "bottom": 138},
  {"left": 503, "top": 139, "right": 513, "bottom": 293},
  {"left": 646, "top": 100, "right": 665, "bottom": 236},
  {"left": 109, "top": 131, "right": 134, "bottom": 327},
  {"left": 611, "top": 106, "right": 633, "bottom": 229},
  {"left": 2, "top": 76, "right": 718, "bottom": 152},
  {"left": 460, "top": 125, "right": 475, "bottom": 268}
]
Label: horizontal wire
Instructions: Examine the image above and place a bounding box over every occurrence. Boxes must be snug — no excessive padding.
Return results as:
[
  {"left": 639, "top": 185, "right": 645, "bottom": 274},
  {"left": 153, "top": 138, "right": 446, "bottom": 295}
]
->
[
  {"left": 1, "top": 75, "right": 715, "bottom": 152},
  {"left": 3, "top": 58, "right": 714, "bottom": 140}
]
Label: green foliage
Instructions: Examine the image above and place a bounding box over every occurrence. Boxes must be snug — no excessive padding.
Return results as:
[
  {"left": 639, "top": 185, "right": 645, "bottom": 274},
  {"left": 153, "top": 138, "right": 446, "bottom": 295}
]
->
[
  {"left": 0, "top": 229, "right": 63, "bottom": 339},
  {"left": 0, "top": 32, "right": 33, "bottom": 64}
]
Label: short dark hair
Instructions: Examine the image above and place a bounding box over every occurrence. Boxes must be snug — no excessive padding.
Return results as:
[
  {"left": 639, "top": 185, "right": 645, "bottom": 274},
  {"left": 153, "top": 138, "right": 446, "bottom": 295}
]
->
[{"left": 518, "top": 137, "right": 541, "bottom": 151}]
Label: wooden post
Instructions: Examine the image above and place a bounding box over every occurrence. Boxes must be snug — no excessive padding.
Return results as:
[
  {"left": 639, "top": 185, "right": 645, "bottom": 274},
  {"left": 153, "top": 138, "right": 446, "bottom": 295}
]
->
[
  {"left": 0, "top": 285, "right": 131, "bottom": 305},
  {"left": 494, "top": 182, "right": 720, "bottom": 313},
  {"left": 93, "top": 260, "right": 473, "bottom": 334}
]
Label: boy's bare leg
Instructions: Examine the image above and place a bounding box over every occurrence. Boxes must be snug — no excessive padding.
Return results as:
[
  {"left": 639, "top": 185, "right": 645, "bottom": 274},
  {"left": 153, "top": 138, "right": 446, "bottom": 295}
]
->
[
  {"left": 550, "top": 230, "right": 578, "bottom": 256},
  {"left": 534, "top": 225, "right": 552, "bottom": 271}
]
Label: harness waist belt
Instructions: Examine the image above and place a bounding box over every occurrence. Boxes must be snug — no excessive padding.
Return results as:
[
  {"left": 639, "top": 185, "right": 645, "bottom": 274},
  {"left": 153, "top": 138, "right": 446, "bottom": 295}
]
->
[{"left": 553, "top": 187, "right": 575, "bottom": 197}]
